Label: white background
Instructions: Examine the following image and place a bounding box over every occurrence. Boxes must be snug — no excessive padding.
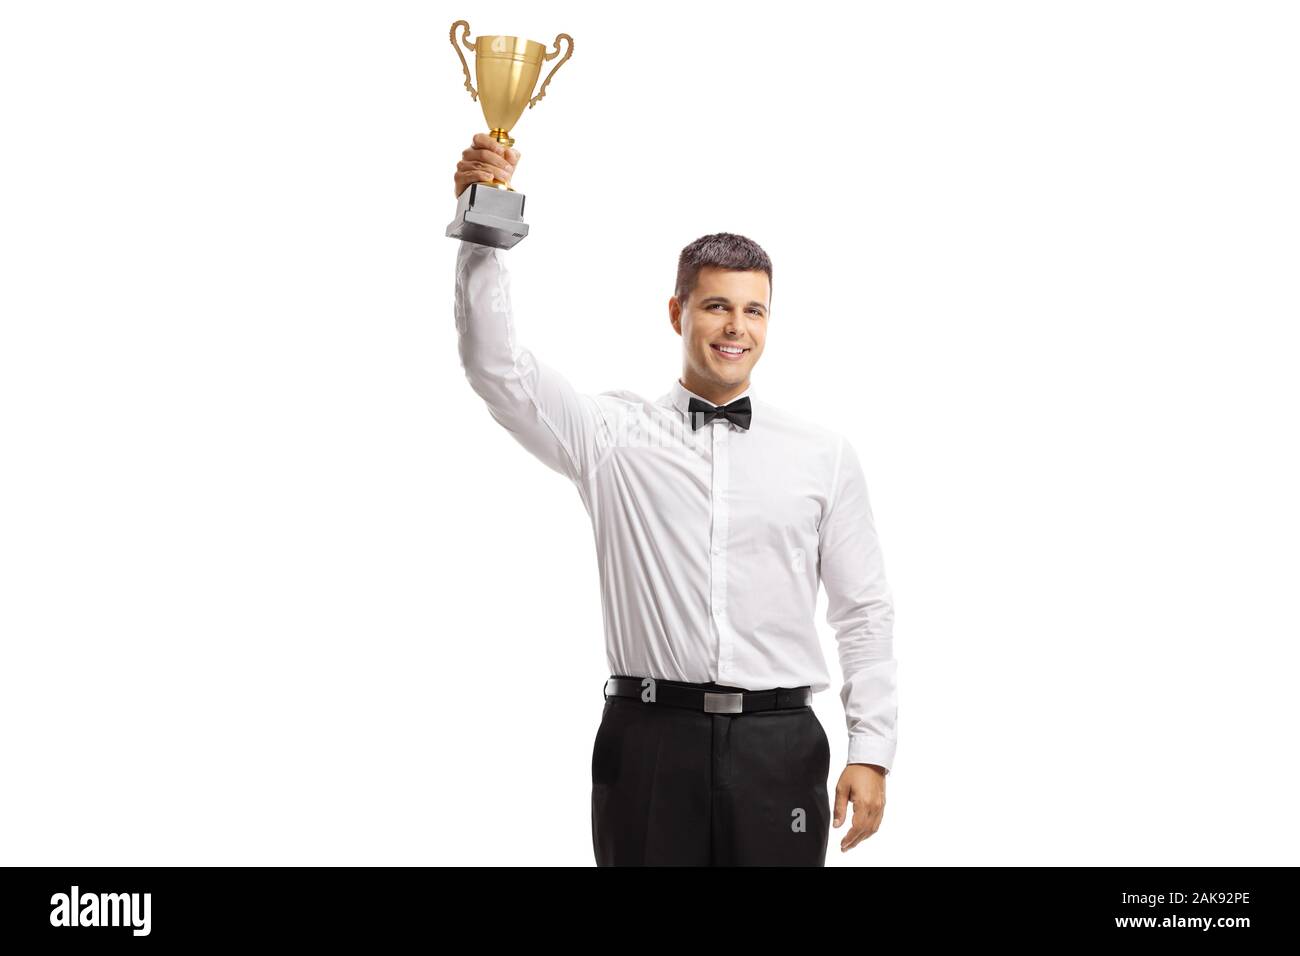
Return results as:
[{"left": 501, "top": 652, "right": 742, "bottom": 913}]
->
[{"left": 2, "top": 1, "right": 1297, "bottom": 866}]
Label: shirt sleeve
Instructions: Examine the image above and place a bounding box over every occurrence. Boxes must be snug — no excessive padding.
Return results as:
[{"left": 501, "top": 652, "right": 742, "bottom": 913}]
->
[
  {"left": 818, "top": 434, "right": 898, "bottom": 773},
  {"left": 453, "top": 239, "right": 604, "bottom": 483}
]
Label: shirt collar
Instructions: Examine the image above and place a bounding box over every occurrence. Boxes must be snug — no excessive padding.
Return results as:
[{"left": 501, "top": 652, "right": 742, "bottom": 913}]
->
[{"left": 669, "top": 378, "right": 753, "bottom": 416}]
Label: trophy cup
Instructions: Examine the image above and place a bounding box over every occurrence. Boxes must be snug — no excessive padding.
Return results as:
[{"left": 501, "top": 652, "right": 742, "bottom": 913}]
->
[{"left": 445, "top": 20, "right": 574, "bottom": 249}]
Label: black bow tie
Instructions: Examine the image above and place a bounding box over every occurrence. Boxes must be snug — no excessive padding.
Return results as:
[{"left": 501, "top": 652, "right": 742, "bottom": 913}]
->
[{"left": 687, "top": 395, "right": 752, "bottom": 431}]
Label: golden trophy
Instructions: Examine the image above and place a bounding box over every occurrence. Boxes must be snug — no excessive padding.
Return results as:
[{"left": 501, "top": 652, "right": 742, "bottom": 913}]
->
[{"left": 445, "top": 20, "right": 574, "bottom": 249}]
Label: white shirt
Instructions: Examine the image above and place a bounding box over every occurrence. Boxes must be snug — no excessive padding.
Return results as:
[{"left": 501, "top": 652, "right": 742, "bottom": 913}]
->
[{"left": 453, "top": 239, "right": 898, "bottom": 772}]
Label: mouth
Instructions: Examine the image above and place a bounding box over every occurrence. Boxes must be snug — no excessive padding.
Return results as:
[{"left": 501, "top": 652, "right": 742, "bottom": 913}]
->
[{"left": 710, "top": 343, "right": 750, "bottom": 362}]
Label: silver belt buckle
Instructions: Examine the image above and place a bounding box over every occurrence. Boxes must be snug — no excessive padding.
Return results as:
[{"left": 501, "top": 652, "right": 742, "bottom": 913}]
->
[{"left": 704, "top": 691, "right": 744, "bottom": 714}]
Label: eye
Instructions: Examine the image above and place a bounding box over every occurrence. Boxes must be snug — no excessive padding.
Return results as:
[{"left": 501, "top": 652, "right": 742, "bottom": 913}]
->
[
  {"left": 747, "top": 308, "right": 763, "bottom": 316},
  {"left": 709, "top": 303, "right": 725, "bottom": 311}
]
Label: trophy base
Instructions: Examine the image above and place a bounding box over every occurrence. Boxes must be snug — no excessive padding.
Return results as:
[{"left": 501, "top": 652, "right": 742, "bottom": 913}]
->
[{"left": 445, "top": 182, "right": 529, "bottom": 249}]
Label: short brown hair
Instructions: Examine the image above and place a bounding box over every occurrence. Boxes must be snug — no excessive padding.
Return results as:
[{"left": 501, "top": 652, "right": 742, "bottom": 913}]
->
[{"left": 674, "top": 232, "right": 773, "bottom": 310}]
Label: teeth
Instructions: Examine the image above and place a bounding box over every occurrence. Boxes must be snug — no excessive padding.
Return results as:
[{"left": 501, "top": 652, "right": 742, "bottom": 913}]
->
[{"left": 715, "top": 345, "right": 744, "bottom": 354}]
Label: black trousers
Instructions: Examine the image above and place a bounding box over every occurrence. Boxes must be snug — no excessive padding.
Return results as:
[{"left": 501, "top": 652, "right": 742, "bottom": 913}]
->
[{"left": 590, "top": 676, "right": 832, "bottom": 866}]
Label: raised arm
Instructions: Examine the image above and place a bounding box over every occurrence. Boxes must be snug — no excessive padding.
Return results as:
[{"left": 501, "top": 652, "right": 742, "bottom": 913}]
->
[
  {"left": 819, "top": 434, "right": 898, "bottom": 773},
  {"left": 452, "top": 136, "right": 603, "bottom": 482}
]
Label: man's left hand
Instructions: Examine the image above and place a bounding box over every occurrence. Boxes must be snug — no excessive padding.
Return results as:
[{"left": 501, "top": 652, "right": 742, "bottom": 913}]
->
[{"left": 833, "top": 763, "right": 886, "bottom": 852}]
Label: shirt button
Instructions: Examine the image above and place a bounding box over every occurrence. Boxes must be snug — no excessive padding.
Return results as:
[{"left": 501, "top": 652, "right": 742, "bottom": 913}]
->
[{"left": 712, "top": 546, "right": 720, "bottom": 555}]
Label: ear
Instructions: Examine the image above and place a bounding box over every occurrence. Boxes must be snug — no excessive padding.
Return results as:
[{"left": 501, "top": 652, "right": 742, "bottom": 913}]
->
[{"left": 668, "top": 297, "right": 682, "bottom": 335}]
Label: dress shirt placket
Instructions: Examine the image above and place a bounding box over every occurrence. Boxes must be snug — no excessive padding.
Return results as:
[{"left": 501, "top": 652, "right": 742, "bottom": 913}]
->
[{"left": 710, "top": 422, "right": 732, "bottom": 680}]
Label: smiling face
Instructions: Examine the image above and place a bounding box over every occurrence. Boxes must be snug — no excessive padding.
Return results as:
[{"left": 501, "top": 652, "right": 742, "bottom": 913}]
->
[{"left": 669, "top": 265, "right": 770, "bottom": 404}]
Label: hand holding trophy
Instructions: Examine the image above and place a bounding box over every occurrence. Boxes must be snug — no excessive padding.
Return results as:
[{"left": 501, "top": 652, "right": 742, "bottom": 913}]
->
[
  {"left": 444, "top": 20, "right": 574, "bottom": 249},
  {"left": 454, "top": 132, "right": 519, "bottom": 197}
]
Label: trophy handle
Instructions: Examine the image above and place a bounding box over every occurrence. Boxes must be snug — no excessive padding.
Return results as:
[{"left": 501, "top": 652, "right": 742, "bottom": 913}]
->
[
  {"left": 528, "top": 33, "right": 574, "bottom": 109},
  {"left": 449, "top": 19, "right": 478, "bottom": 101}
]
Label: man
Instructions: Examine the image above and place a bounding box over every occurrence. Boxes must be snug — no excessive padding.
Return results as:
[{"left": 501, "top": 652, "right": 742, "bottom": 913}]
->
[{"left": 452, "top": 133, "right": 897, "bottom": 866}]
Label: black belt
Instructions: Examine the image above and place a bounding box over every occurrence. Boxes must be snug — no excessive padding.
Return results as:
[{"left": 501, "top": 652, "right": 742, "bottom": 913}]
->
[{"left": 603, "top": 675, "right": 812, "bottom": 714}]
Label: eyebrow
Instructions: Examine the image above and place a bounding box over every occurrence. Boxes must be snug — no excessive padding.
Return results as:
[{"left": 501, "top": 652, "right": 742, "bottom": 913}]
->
[{"left": 698, "top": 296, "right": 767, "bottom": 313}]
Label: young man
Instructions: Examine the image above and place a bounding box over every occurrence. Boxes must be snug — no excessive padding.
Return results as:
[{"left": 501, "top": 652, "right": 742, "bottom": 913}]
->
[{"left": 453, "top": 133, "right": 897, "bottom": 866}]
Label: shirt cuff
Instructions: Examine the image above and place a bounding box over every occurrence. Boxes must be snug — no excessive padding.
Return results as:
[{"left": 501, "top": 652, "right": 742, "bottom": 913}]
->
[{"left": 846, "top": 734, "right": 894, "bottom": 774}]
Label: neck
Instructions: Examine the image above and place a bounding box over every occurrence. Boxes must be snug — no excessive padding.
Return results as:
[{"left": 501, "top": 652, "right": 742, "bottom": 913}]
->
[{"left": 680, "top": 374, "right": 749, "bottom": 406}]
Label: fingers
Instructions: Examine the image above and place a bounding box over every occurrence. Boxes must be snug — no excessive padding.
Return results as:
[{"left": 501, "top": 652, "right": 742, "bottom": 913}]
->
[
  {"left": 470, "top": 132, "right": 520, "bottom": 163},
  {"left": 467, "top": 132, "right": 521, "bottom": 171},
  {"left": 839, "top": 794, "right": 885, "bottom": 852},
  {"left": 833, "top": 783, "right": 850, "bottom": 828},
  {"left": 459, "top": 147, "right": 514, "bottom": 178},
  {"left": 839, "top": 807, "right": 876, "bottom": 852},
  {"left": 454, "top": 134, "right": 521, "bottom": 197},
  {"left": 453, "top": 168, "right": 494, "bottom": 197},
  {"left": 471, "top": 131, "right": 501, "bottom": 152},
  {"left": 455, "top": 157, "right": 513, "bottom": 179}
]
